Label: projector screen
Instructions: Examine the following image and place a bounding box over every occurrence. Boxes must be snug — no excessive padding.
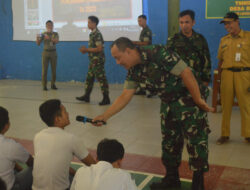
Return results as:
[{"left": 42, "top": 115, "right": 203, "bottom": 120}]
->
[{"left": 12, "top": 0, "right": 143, "bottom": 41}]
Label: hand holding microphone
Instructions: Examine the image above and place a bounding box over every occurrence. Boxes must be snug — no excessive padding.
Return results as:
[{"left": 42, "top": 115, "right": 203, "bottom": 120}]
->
[{"left": 76, "top": 116, "right": 106, "bottom": 125}]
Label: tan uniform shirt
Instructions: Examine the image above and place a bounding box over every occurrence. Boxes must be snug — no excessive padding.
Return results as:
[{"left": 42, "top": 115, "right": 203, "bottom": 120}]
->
[{"left": 217, "top": 30, "right": 250, "bottom": 68}]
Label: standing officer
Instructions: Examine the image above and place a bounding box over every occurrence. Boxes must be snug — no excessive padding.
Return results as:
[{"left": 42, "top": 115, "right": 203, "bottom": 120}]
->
[
  {"left": 167, "top": 10, "right": 211, "bottom": 87},
  {"left": 36, "top": 20, "right": 59, "bottom": 91},
  {"left": 216, "top": 12, "right": 250, "bottom": 144},
  {"left": 93, "top": 37, "right": 214, "bottom": 190},
  {"left": 76, "top": 16, "right": 110, "bottom": 105},
  {"left": 133, "top": 15, "right": 155, "bottom": 97}
]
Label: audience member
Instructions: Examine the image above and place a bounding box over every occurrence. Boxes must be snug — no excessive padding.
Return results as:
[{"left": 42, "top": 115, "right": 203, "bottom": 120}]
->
[
  {"left": 70, "top": 138, "right": 137, "bottom": 190},
  {"left": 32, "top": 99, "right": 96, "bottom": 190},
  {"left": 0, "top": 106, "right": 33, "bottom": 190}
]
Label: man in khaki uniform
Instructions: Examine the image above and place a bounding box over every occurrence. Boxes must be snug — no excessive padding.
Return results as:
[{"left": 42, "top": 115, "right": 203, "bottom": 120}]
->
[
  {"left": 36, "top": 20, "right": 59, "bottom": 91},
  {"left": 217, "top": 12, "right": 250, "bottom": 144}
]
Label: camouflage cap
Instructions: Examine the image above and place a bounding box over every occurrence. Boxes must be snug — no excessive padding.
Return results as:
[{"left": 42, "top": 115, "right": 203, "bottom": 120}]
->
[{"left": 220, "top": 12, "right": 239, "bottom": 24}]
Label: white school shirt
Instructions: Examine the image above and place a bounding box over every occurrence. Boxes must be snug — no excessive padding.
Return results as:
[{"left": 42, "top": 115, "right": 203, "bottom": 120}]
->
[
  {"left": 70, "top": 161, "right": 138, "bottom": 190},
  {"left": 32, "top": 127, "right": 89, "bottom": 190},
  {"left": 0, "top": 134, "right": 30, "bottom": 190}
]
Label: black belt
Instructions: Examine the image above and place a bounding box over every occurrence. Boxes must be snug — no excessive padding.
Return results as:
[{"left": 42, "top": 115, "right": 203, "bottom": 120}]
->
[
  {"left": 224, "top": 67, "right": 250, "bottom": 72},
  {"left": 44, "top": 49, "right": 56, "bottom": 52}
]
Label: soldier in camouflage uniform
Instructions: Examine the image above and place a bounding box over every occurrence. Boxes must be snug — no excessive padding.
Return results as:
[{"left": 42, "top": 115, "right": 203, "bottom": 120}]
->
[
  {"left": 167, "top": 10, "right": 211, "bottom": 86},
  {"left": 134, "top": 15, "right": 152, "bottom": 46},
  {"left": 76, "top": 16, "right": 110, "bottom": 105},
  {"left": 93, "top": 37, "right": 214, "bottom": 190},
  {"left": 133, "top": 15, "right": 155, "bottom": 97},
  {"left": 36, "top": 20, "right": 59, "bottom": 91}
]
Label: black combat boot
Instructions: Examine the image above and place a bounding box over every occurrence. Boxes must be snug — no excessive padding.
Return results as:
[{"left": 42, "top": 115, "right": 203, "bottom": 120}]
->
[
  {"left": 150, "top": 167, "right": 181, "bottom": 190},
  {"left": 76, "top": 94, "right": 90, "bottom": 102},
  {"left": 51, "top": 84, "right": 58, "bottom": 90},
  {"left": 76, "top": 90, "right": 91, "bottom": 102},
  {"left": 192, "top": 170, "right": 204, "bottom": 190},
  {"left": 99, "top": 93, "right": 110, "bottom": 105}
]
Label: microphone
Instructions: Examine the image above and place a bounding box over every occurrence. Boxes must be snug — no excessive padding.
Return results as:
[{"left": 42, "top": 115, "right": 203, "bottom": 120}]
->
[{"left": 76, "top": 116, "right": 106, "bottom": 125}]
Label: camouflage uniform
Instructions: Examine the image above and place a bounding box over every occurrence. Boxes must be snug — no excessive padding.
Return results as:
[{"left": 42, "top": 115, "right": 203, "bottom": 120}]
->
[
  {"left": 124, "top": 45, "right": 210, "bottom": 172},
  {"left": 139, "top": 25, "right": 152, "bottom": 45},
  {"left": 40, "top": 32, "right": 59, "bottom": 88},
  {"left": 84, "top": 28, "right": 109, "bottom": 95},
  {"left": 136, "top": 25, "right": 153, "bottom": 93},
  {"left": 166, "top": 30, "right": 211, "bottom": 83}
]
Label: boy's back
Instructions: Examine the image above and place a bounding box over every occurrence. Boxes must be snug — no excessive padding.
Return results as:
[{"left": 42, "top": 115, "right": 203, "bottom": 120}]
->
[
  {"left": 32, "top": 127, "right": 88, "bottom": 190},
  {"left": 71, "top": 161, "right": 137, "bottom": 190}
]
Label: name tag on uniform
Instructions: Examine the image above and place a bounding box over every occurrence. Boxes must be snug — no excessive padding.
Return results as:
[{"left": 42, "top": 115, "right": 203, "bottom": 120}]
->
[{"left": 235, "top": 53, "right": 241, "bottom": 62}]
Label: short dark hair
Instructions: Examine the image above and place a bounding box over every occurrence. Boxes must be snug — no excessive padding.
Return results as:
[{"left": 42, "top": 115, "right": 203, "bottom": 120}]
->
[
  {"left": 88, "top": 16, "right": 99, "bottom": 26},
  {"left": 97, "top": 139, "right": 124, "bottom": 163},
  {"left": 0, "top": 107, "right": 9, "bottom": 133},
  {"left": 179, "top": 10, "right": 195, "bottom": 21},
  {"left": 46, "top": 20, "right": 53, "bottom": 25},
  {"left": 0, "top": 178, "right": 6, "bottom": 190},
  {"left": 39, "top": 99, "right": 62, "bottom": 127},
  {"left": 111, "top": 37, "right": 136, "bottom": 52},
  {"left": 138, "top": 14, "right": 147, "bottom": 20}
]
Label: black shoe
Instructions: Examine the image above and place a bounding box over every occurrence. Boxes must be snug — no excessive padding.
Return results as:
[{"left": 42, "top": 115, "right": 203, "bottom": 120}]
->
[
  {"left": 43, "top": 87, "right": 48, "bottom": 91},
  {"left": 245, "top": 137, "right": 250, "bottom": 143},
  {"left": 99, "top": 96, "right": 110, "bottom": 105},
  {"left": 134, "top": 90, "right": 146, "bottom": 95},
  {"left": 216, "top": 136, "right": 229, "bottom": 145},
  {"left": 76, "top": 95, "right": 90, "bottom": 102},
  {"left": 150, "top": 177, "right": 181, "bottom": 190},
  {"left": 51, "top": 85, "right": 58, "bottom": 90}
]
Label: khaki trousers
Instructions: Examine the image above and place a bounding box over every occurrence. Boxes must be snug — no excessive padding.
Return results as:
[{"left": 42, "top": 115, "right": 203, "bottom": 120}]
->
[
  {"left": 42, "top": 51, "right": 57, "bottom": 88},
  {"left": 220, "top": 70, "right": 250, "bottom": 137}
]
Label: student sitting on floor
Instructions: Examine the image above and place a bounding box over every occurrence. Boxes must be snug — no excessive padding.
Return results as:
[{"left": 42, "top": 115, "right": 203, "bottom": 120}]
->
[
  {"left": 70, "top": 138, "right": 138, "bottom": 190},
  {"left": 0, "top": 106, "right": 33, "bottom": 190},
  {"left": 32, "top": 99, "right": 96, "bottom": 190}
]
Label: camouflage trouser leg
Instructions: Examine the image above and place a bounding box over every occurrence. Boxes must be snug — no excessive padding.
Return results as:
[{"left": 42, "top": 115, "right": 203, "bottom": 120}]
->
[
  {"left": 85, "top": 68, "right": 95, "bottom": 95},
  {"left": 85, "top": 59, "right": 109, "bottom": 95},
  {"left": 160, "top": 101, "right": 210, "bottom": 172}
]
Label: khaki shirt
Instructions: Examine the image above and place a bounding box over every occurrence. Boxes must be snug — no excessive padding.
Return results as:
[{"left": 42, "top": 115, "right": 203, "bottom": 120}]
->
[
  {"left": 41, "top": 32, "right": 59, "bottom": 51},
  {"left": 217, "top": 30, "right": 250, "bottom": 68}
]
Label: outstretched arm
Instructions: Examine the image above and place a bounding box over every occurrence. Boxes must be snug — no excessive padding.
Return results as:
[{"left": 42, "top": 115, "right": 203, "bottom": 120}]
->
[{"left": 93, "top": 88, "right": 136, "bottom": 126}]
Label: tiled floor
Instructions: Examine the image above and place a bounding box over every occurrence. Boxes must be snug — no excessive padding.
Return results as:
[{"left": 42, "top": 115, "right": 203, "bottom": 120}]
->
[{"left": 1, "top": 79, "right": 250, "bottom": 189}]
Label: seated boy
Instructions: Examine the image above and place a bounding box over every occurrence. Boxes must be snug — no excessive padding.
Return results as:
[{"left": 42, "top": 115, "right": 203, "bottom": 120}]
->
[
  {"left": 32, "top": 99, "right": 96, "bottom": 190},
  {"left": 70, "top": 138, "right": 138, "bottom": 190},
  {"left": 0, "top": 106, "right": 33, "bottom": 190}
]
